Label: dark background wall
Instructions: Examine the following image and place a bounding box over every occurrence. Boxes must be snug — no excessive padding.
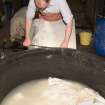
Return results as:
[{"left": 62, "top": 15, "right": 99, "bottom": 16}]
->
[
  {"left": 67, "top": 0, "right": 96, "bottom": 30},
  {"left": 96, "top": 0, "right": 105, "bottom": 17}
]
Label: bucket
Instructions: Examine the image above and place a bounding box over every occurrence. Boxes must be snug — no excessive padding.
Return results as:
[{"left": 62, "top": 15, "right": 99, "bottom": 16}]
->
[
  {"left": 95, "top": 18, "right": 105, "bottom": 56},
  {"left": 80, "top": 32, "right": 92, "bottom": 46}
]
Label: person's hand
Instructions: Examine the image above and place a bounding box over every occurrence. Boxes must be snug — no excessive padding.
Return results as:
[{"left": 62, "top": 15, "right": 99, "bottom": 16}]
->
[
  {"left": 60, "top": 40, "right": 68, "bottom": 48},
  {"left": 23, "top": 37, "right": 31, "bottom": 47}
]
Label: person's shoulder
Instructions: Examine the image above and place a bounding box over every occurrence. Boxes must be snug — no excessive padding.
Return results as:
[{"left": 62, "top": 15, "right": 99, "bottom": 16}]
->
[
  {"left": 50, "top": 0, "right": 67, "bottom": 6},
  {"left": 56, "top": 0, "right": 66, "bottom": 4},
  {"left": 29, "top": 0, "right": 34, "bottom": 3}
]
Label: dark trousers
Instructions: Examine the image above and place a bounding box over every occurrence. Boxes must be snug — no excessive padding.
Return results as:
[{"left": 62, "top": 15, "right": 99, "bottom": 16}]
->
[{"left": 4, "top": 2, "right": 13, "bottom": 20}]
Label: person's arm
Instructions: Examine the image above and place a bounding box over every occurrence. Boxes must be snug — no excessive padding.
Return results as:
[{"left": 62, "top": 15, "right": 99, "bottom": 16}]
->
[
  {"left": 60, "top": 20, "right": 73, "bottom": 48},
  {"left": 23, "top": 0, "right": 36, "bottom": 47},
  {"left": 58, "top": 0, "right": 73, "bottom": 48},
  {"left": 25, "top": 18, "right": 32, "bottom": 39}
]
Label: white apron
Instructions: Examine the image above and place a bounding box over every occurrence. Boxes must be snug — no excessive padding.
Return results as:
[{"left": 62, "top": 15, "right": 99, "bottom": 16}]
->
[{"left": 29, "top": 18, "right": 76, "bottom": 49}]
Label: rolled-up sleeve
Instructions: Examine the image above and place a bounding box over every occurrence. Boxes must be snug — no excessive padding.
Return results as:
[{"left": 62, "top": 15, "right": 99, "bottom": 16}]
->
[
  {"left": 26, "top": 0, "right": 36, "bottom": 20},
  {"left": 58, "top": 0, "right": 73, "bottom": 24}
]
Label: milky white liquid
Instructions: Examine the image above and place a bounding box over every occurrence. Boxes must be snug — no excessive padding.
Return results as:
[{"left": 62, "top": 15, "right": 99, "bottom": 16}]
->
[{"left": 1, "top": 78, "right": 105, "bottom": 105}]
